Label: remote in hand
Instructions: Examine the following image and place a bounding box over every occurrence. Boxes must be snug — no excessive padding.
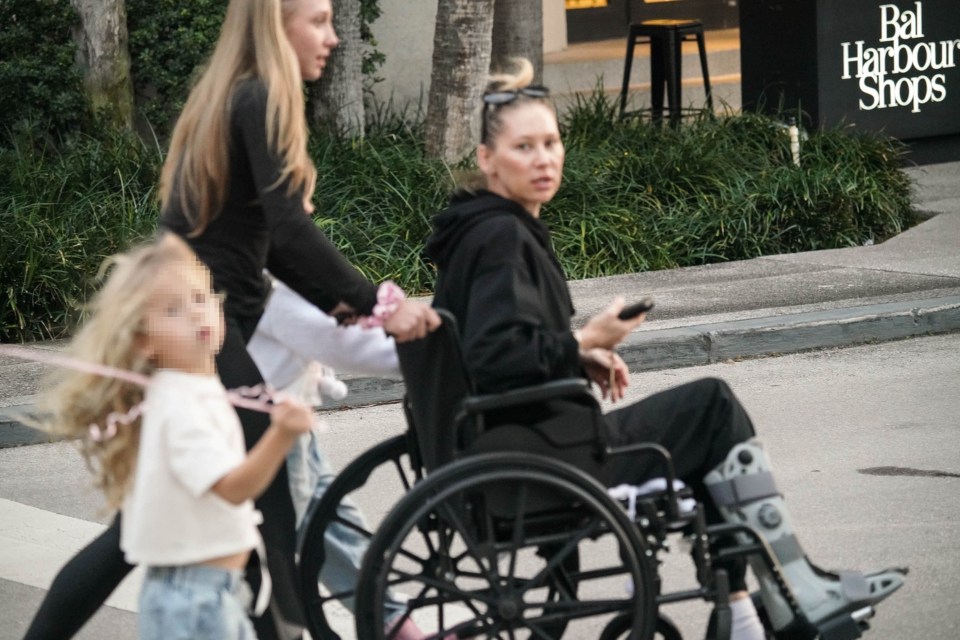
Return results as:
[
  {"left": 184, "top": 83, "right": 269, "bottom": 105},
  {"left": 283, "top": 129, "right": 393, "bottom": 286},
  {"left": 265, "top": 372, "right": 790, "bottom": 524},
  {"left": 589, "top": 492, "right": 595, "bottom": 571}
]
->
[{"left": 618, "top": 298, "right": 655, "bottom": 320}]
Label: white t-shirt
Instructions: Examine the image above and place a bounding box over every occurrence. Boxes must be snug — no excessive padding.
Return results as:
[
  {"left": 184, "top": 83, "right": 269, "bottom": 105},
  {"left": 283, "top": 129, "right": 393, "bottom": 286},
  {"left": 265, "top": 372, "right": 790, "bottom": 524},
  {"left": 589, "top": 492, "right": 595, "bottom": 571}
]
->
[{"left": 121, "top": 370, "right": 261, "bottom": 566}]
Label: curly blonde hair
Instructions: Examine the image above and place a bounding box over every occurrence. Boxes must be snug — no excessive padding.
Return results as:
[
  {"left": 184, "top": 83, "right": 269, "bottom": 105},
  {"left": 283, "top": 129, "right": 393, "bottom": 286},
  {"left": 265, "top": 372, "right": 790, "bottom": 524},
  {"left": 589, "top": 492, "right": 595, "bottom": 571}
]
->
[{"left": 39, "top": 234, "right": 204, "bottom": 508}]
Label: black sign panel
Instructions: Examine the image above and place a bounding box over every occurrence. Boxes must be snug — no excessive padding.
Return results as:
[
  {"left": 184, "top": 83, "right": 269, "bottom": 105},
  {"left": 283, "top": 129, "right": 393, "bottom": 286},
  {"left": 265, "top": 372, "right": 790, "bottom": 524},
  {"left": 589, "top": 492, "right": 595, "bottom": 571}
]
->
[{"left": 742, "top": 0, "right": 960, "bottom": 140}]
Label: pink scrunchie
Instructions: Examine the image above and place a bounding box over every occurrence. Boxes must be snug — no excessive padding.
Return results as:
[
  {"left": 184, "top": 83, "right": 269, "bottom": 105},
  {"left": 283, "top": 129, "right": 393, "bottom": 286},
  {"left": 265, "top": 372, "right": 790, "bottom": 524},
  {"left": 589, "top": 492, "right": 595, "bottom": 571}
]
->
[{"left": 360, "top": 281, "right": 406, "bottom": 328}]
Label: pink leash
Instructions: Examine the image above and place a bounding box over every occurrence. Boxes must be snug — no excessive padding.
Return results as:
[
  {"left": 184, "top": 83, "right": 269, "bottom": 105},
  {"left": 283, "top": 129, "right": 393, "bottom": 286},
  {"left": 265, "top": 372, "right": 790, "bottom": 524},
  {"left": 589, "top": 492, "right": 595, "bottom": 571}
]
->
[{"left": 0, "top": 344, "right": 279, "bottom": 439}]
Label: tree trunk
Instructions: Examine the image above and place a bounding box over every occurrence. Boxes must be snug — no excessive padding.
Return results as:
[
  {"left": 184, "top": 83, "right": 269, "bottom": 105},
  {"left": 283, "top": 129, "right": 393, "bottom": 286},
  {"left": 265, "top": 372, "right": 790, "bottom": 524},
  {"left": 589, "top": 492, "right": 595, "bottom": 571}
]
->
[
  {"left": 424, "top": 0, "right": 495, "bottom": 164},
  {"left": 70, "top": 0, "right": 134, "bottom": 129},
  {"left": 491, "top": 0, "right": 543, "bottom": 83},
  {"left": 309, "top": 0, "right": 364, "bottom": 136}
]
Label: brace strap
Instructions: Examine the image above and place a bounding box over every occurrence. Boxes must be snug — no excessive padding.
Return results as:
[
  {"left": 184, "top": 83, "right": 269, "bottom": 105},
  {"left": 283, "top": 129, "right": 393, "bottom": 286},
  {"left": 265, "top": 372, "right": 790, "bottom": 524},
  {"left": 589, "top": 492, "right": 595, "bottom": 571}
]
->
[
  {"left": 707, "top": 471, "right": 779, "bottom": 508},
  {"left": 839, "top": 571, "right": 871, "bottom": 602}
]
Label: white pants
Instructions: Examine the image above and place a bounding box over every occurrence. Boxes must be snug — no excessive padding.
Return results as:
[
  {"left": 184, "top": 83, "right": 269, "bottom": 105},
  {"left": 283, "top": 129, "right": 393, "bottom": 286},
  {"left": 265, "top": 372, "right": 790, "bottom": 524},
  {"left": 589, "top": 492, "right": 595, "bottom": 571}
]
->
[{"left": 247, "top": 277, "right": 405, "bottom": 622}]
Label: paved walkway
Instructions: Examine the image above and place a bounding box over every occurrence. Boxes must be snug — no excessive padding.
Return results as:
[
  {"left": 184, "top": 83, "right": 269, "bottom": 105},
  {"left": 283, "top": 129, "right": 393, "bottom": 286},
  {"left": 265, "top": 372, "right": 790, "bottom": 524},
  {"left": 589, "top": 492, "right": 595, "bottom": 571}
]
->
[{"left": 2, "top": 161, "right": 959, "bottom": 446}]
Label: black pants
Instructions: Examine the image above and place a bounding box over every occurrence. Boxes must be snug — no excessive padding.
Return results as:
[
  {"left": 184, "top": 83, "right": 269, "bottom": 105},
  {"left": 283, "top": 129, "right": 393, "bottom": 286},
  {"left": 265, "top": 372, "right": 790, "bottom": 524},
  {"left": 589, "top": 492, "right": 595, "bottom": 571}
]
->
[
  {"left": 604, "top": 377, "right": 757, "bottom": 592},
  {"left": 24, "top": 316, "right": 303, "bottom": 640}
]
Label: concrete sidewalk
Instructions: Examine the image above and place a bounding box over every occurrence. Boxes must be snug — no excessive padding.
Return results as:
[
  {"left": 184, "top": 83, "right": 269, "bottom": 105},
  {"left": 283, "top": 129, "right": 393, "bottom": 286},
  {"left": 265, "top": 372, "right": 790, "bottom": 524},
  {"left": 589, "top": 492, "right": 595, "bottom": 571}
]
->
[{"left": 2, "top": 161, "right": 958, "bottom": 446}]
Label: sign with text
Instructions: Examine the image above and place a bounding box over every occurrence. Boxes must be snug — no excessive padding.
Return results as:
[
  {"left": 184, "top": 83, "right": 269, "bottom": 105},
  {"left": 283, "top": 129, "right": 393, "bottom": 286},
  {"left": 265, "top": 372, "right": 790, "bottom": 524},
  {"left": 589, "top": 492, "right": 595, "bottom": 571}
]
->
[
  {"left": 823, "top": 0, "right": 960, "bottom": 138},
  {"left": 742, "top": 0, "right": 960, "bottom": 140}
]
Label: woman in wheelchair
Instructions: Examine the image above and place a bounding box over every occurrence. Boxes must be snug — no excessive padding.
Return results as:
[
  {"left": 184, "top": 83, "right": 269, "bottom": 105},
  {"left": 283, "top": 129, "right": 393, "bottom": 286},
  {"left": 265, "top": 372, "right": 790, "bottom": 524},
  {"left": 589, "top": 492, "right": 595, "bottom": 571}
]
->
[{"left": 420, "top": 58, "right": 906, "bottom": 639}]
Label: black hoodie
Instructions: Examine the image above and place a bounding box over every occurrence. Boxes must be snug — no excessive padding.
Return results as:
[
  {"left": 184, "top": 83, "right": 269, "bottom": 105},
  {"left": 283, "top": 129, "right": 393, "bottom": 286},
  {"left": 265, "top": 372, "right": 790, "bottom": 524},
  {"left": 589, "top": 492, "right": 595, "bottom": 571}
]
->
[
  {"left": 161, "top": 78, "right": 377, "bottom": 322},
  {"left": 424, "top": 190, "right": 582, "bottom": 393}
]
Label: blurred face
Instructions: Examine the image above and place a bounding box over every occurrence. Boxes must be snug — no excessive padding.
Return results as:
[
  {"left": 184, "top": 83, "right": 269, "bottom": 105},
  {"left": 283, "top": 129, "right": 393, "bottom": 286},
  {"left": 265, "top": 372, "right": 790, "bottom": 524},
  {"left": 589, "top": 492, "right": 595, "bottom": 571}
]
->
[
  {"left": 477, "top": 102, "right": 565, "bottom": 218},
  {"left": 138, "top": 263, "right": 224, "bottom": 375},
  {"left": 283, "top": 0, "right": 339, "bottom": 81}
]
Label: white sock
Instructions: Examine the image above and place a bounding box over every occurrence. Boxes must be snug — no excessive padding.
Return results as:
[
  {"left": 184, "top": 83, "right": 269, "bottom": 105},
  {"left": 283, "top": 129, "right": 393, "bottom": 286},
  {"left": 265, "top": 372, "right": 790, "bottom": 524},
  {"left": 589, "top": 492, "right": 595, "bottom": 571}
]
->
[{"left": 729, "top": 596, "right": 767, "bottom": 640}]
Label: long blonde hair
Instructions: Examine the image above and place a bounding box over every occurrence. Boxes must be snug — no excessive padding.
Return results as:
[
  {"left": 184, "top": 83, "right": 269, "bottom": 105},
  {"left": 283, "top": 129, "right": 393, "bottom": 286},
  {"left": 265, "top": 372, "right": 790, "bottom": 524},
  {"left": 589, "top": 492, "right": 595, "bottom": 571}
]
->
[
  {"left": 40, "top": 235, "right": 203, "bottom": 508},
  {"left": 159, "top": 0, "right": 316, "bottom": 235}
]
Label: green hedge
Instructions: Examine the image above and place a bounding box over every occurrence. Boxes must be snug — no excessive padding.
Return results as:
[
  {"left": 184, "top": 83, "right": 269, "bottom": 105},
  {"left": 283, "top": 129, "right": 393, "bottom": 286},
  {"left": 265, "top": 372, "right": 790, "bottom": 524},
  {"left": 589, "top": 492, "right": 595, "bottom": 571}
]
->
[
  {"left": 0, "top": 0, "right": 87, "bottom": 145},
  {"left": 315, "top": 99, "right": 915, "bottom": 287},
  {"left": 547, "top": 96, "right": 914, "bottom": 277},
  {"left": 0, "top": 96, "right": 917, "bottom": 342},
  {"left": 127, "top": 0, "right": 228, "bottom": 138},
  {"left": 0, "top": 130, "right": 161, "bottom": 341}
]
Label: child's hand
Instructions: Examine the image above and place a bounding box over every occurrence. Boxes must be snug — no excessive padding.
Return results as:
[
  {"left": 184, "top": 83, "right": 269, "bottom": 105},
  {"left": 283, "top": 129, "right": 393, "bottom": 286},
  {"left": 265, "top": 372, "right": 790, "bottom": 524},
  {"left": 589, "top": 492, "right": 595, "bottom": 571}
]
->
[
  {"left": 215, "top": 398, "right": 315, "bottom": 504},
  {"left": 270, "top": 399, "right": 314, "bottom": 436}
]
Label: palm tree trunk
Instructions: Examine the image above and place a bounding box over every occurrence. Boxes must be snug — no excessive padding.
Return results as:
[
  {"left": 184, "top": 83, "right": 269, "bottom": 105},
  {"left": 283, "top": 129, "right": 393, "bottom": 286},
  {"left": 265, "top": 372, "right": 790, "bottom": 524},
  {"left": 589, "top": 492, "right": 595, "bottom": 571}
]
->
[
  {"left": 424, "top": 0, "right": 495, "bottom": 164},
  {"left": 70, "top": 0, "right": 134, "bottom": 129},
  {"left": 309, "top": 0, "right": 365, "bottom": 136},
  {"left": 491, "top": 0, "right": 544, "bottom": 82}
]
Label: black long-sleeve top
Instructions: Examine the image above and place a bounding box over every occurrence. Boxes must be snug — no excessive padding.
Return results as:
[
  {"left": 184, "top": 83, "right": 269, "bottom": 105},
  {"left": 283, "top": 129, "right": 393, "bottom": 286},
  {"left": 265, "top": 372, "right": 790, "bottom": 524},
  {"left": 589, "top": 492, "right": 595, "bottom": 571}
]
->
[
  {"left": 423, "top": 190, "right": 582, "bottom": 393},
  {"left": 161, "top": 78, "right": 377, "bottom": 321}
]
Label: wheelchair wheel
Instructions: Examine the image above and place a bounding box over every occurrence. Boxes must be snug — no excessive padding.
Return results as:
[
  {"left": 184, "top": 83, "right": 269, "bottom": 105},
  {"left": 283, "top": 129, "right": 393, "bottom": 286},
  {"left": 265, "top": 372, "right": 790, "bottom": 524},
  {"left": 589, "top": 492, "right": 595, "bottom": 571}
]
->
[
  {"left": 297, "top": 434, "right": 422, "bottom": 640},
  {"left": 599, "top": 613, "right": 684, "bottom": 640},
  {"left": 356, "top": 453, "right": 658, "bottom": 639}
]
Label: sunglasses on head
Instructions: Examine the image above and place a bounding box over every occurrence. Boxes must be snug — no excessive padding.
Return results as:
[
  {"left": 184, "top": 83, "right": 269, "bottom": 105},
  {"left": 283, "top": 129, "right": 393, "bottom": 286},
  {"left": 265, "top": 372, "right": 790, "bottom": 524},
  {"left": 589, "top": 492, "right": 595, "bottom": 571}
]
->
[
  {"left": 482, "top": 86, "right": 550, "bottom": 105},
  {"left": 480, "top": 86, "right": 551, "bottom": 143}
]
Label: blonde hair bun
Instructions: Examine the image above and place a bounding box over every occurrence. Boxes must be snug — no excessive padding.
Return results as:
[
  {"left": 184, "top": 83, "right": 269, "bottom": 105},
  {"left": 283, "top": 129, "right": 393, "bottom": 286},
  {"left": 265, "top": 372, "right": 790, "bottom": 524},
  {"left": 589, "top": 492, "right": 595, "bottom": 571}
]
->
[{"left": 486, "top": 57, "right": 535, "bottom": 94}]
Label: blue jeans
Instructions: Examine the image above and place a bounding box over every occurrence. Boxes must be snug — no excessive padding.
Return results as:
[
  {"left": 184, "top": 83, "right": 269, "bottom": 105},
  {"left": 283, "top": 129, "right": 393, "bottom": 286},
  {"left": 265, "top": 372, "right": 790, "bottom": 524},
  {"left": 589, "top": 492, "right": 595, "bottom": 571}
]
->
[
  {"left": 138, "top": 565, "right": 256, "bottom": 640},
  {"left": 287, "top": 431, "right": 407, "bottom": 625}
]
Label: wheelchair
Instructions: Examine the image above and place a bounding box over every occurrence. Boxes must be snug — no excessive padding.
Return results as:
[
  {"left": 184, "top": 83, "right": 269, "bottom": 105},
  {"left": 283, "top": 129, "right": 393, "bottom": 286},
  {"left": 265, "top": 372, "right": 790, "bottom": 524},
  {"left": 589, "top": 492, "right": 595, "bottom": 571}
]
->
[{"left": 296, "top": 309, "right": 902, "bottom": 640}]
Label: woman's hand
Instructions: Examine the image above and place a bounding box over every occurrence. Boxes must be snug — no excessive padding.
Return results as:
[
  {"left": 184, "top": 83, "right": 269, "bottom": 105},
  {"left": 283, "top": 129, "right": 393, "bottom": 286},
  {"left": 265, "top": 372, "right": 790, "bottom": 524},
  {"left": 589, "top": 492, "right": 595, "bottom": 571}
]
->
[
  {"left": 576, "top": 296, "right": 646, "bottom": 351},
  {"left": 580, "top": 348, "right": 629, "bottom": 402},
  {"left": 383, "top": 300, "right": 442, "bottom": 342}
]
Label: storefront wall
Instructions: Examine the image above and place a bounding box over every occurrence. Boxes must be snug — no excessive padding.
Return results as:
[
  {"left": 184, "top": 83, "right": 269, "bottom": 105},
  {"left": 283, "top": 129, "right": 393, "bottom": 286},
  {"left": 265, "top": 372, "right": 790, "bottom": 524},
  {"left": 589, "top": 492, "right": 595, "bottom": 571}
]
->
[
  {"left": 565, "top": 0, "right": 739, "bottom": 43},
  {"left": 372, "top": 0, "right": 567, "bottom": 109}
]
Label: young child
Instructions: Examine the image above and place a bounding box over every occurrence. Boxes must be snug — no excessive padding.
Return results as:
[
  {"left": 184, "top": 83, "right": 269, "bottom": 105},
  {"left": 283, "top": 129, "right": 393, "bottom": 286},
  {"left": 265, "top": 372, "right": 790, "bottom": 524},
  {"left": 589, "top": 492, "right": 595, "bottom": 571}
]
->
[
  {"left": 249, "top": 277, "right": 435, "bottom": 639},
  {"left": 248, "top": 275, "right": 400, "bottom": 523},
  {"left": 40, "top": 234, "right": 314, "bottom": 639}
]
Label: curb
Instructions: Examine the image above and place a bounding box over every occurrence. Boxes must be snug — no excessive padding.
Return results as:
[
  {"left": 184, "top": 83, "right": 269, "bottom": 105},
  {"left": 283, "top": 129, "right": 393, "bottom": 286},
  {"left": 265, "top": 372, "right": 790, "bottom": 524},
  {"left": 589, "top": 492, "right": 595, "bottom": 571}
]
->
[
  {"left": 315, "top": 296, "right": 960, "bottom": 408},
  {"left": 0, "top": 413, "right": 47, "bottom": 448},
  {"left": 619, "top": 296, "right": 960, "bottom": 371},
  {"left": 3, "top": 296, "right": 959, "bottom": 449}
]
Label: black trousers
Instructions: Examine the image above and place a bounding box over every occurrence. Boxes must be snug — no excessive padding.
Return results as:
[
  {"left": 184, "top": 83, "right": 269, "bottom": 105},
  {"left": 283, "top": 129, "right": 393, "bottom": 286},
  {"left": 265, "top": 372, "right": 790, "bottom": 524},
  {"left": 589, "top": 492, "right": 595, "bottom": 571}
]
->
[
  {"left": 604, "top": 377, "right": 757, "bottom": 592},
  {"left": 24, "top": 316, "right": 303, "bottom": 640}
]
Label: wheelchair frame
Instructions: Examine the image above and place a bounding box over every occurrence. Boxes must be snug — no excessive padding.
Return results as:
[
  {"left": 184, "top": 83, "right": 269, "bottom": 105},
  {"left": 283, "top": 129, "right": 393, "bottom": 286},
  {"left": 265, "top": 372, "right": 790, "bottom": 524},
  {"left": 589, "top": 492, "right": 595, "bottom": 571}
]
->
[{"left": 295, "top": 310, "right": 867, "bottom": 640}]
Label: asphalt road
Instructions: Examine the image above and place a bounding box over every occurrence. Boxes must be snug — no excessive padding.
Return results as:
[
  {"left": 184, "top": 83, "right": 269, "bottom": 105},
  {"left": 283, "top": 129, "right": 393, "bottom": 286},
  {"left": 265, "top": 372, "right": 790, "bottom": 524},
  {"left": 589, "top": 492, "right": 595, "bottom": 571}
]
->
[{"left": 1, "top": 333, "right": 958, "bottom": 639}]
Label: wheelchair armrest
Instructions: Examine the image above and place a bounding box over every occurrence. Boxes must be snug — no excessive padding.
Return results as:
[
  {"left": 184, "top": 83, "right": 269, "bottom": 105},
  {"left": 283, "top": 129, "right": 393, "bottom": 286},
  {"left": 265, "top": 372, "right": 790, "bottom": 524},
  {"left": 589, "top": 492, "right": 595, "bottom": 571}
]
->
[{"left": 462, "top": 378, "right": 592, "bottom": 414}]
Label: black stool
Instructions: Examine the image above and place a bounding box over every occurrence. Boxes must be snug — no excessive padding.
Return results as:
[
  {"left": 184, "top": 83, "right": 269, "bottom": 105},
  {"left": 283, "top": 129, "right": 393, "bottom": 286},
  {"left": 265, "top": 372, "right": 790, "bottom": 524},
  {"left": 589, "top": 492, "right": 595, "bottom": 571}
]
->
[{"left": 618, "top": 19, "right": 713, "bottom": 126}]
